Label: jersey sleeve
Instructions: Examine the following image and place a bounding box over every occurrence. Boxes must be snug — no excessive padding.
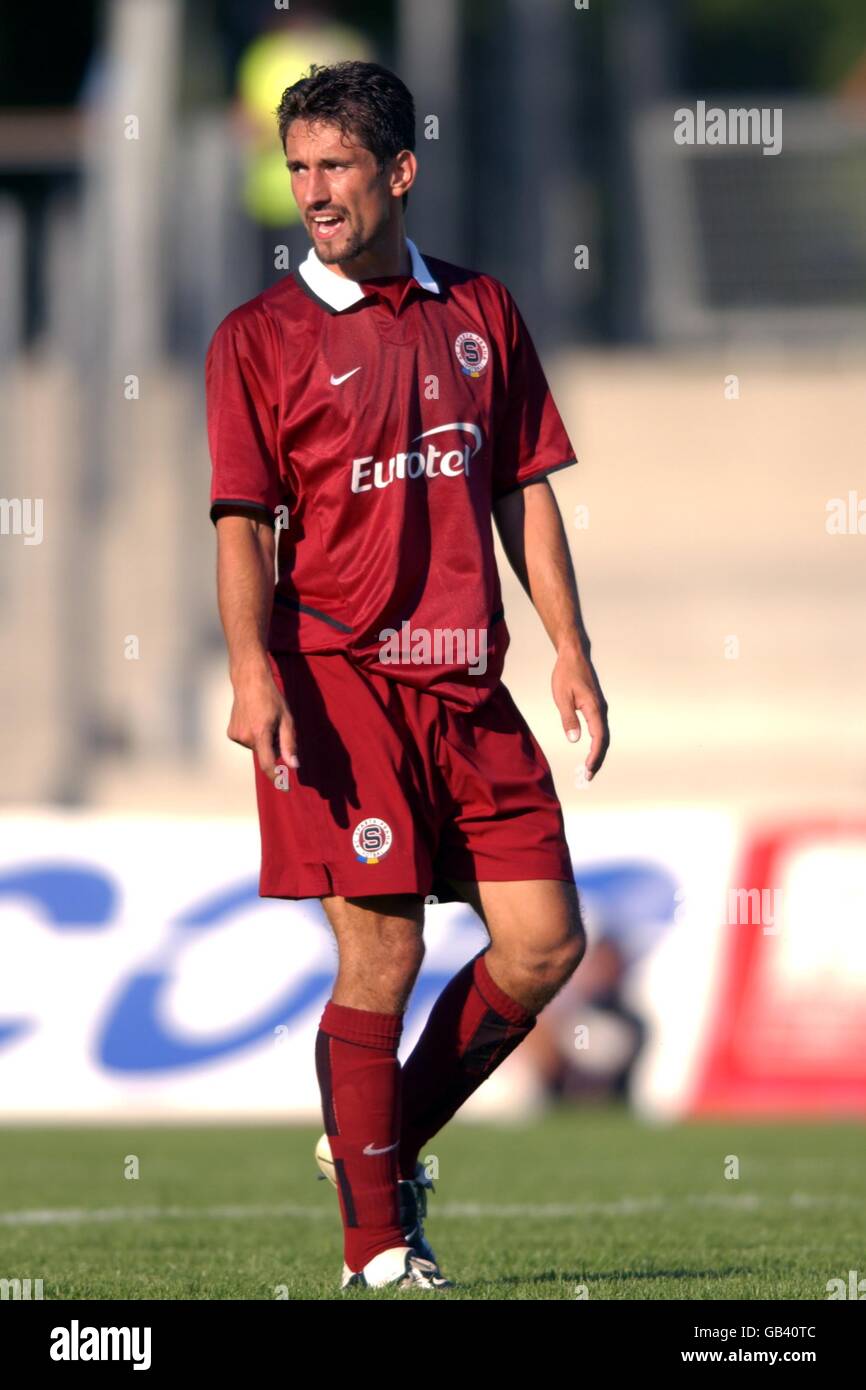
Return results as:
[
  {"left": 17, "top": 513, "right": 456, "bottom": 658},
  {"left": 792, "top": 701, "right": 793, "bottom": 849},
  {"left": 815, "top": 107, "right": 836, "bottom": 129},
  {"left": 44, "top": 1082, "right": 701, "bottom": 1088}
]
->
[
  {"left": 205, "top": 307, "right": 284, "bottom": 526},
  {"left": 491, "top": 286, "right": 578, "bottom": 501}
]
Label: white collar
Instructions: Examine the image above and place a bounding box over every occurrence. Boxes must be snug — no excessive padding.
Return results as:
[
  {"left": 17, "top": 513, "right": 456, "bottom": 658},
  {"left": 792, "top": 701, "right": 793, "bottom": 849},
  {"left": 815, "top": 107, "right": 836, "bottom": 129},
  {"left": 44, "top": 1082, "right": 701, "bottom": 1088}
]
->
[{"left": 298, "top": 236, "right": 440, "bottom": 311}]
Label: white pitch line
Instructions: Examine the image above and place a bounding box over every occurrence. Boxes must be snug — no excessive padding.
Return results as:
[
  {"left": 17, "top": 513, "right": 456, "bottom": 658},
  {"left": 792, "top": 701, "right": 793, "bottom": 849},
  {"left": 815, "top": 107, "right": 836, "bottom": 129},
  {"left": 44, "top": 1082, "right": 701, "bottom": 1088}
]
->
[
  {"left": 0, "top": 1192, "right": 855, "bottom": 1228},
  {"left": 0, "top": 1203, "right": 331, "bottom": 1227}
]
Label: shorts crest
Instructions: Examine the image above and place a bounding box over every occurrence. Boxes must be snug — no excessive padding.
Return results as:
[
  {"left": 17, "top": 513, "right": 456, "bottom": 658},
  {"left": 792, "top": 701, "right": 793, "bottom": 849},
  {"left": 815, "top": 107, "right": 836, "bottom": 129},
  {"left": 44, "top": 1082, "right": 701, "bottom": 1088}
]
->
[{"left": 352, "top": 817, "right": 393, "bottom": 864}]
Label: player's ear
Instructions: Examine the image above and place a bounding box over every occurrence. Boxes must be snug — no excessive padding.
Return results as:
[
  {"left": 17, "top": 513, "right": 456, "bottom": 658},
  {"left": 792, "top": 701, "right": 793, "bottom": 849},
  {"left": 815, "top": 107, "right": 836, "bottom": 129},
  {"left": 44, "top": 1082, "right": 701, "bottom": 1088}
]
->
[{"left": 390, "top": 148, "right": 416, "bottom": 202}]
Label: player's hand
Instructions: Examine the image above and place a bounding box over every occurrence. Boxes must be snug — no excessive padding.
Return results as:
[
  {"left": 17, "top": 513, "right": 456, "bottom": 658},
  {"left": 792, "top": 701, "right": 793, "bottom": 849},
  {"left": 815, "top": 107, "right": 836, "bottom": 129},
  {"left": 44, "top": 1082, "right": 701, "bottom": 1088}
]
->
[
  {"left": 551, "top": 644, "right": 609, "bottom": 781},
  {"left": 227, "top": 667, "right": 298, "bottom": 786}
]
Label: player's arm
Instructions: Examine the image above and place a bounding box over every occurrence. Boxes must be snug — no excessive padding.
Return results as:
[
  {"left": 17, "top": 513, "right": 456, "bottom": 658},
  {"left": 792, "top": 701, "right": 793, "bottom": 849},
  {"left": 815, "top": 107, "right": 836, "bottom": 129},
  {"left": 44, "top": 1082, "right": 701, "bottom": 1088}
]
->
[
  {"left": 215, "top": 508, "right": 298, "bottom": 781},
  {"left": 493, "top": 478, "right": 609, "bottom": 779}
]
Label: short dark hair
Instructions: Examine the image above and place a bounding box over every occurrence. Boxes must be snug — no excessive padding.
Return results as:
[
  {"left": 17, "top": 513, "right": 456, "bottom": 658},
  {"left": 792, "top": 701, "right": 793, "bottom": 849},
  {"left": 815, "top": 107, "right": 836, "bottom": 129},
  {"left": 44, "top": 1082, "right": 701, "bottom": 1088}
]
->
[{"left": 276, "top": 60, "right": 416, "bottom": 210}]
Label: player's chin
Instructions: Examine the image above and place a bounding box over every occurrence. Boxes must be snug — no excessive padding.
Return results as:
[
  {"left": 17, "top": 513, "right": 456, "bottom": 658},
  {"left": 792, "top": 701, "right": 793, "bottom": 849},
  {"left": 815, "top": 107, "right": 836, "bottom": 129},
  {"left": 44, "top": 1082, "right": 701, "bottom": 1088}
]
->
[
  {"left": 322, "top": 232, "right": 366, "bottom": 265},
  {"left": 309, "top": 223, "right": 351, "bottom": 259}
]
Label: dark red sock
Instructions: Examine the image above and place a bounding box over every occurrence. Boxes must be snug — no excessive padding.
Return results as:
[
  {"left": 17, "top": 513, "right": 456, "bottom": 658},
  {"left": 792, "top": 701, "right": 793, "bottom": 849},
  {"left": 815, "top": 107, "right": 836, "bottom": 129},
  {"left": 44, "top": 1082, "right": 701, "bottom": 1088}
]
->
[
  {"left": 315, "top": 1000, "right": 408, "bottom": 1273},
  {"left": 398, "top": 950, "right": 536, "bottom": 1181}
]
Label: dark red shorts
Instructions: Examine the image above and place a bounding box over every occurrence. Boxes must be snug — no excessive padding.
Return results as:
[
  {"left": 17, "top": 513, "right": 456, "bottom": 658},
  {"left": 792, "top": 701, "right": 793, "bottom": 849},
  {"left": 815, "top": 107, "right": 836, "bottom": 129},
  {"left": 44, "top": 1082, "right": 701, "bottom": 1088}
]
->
[{"left": 254, "top": 651, "right": 573, "bottom": 902}]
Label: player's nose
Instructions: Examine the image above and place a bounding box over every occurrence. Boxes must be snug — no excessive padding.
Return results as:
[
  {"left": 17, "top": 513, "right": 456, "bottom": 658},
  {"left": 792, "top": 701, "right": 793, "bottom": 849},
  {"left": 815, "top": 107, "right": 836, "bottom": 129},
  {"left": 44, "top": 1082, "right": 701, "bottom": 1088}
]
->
[{"left": 305, "top": 170, "right": 332, "bottom": 208}]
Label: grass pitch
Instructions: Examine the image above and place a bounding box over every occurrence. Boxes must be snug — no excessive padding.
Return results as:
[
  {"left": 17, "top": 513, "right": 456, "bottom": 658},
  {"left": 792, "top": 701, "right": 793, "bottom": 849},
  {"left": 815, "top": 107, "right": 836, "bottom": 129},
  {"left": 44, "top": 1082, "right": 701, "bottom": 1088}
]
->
[{"left": 1, "top": 1105, "right": 863, "bottom": 1300}]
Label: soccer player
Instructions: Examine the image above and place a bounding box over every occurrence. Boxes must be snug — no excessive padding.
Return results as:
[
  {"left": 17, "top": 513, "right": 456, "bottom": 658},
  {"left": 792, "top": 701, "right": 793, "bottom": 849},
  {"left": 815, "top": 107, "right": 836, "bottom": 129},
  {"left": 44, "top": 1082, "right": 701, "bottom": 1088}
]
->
[{"left": 206, "top": 60, "right": 609, "bottom": 1291}]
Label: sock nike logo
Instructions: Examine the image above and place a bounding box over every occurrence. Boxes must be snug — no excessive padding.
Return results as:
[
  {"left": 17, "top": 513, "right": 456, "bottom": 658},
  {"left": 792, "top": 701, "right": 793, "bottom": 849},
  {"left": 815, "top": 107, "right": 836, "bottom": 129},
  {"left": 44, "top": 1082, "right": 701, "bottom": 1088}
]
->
[{"left": 363, "top": 1140, "right": 399, "bottom": 1156}]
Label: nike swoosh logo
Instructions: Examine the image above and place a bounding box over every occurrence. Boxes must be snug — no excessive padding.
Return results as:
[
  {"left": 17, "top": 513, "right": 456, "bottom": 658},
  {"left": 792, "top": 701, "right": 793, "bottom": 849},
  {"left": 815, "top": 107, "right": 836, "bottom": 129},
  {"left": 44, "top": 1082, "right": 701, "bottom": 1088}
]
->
[
  {"left": 363, "top": 1140, "right": 398, "bottom": 1156},
  {"left": 330, "top": 367, "right": 362, "bottom": 386}
]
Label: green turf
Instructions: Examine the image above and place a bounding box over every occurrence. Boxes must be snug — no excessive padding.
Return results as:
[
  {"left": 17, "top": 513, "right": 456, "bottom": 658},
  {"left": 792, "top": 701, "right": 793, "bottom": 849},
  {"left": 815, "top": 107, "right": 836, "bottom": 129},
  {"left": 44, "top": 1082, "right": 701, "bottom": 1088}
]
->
[{"left": 1, "top": 1105, "right": 863, "bottom": 1299}]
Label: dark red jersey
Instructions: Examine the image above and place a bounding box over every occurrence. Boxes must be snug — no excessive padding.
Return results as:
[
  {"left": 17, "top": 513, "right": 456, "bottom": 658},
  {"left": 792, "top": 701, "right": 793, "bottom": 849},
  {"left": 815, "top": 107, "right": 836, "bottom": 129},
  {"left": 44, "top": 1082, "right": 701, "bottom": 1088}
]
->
[{"left": 205, "top": 239, "right": 577, "bottom": 710}]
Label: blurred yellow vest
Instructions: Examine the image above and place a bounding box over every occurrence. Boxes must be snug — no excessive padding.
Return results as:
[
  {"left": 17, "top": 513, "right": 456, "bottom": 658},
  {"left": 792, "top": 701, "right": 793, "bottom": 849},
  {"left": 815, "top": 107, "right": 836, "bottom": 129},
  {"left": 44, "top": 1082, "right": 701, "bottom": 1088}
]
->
[{"left": 237, "top": 25, "right": 373, "bottom": 226}]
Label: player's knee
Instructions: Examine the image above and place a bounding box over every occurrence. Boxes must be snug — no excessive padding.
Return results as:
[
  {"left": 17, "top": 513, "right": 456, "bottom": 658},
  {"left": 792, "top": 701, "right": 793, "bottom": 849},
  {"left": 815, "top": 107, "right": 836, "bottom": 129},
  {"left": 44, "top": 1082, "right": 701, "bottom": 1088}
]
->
[
  {"left": 567, "top": 924, "right": 588, "bottom": 976},
  {"left": 357, "top": 929, "right": 425, "bottom": 989},
  {"left": 505, "top": 923, "right": 585, "bottom": 998},
  {"left": 385, "top": 935, "right": 426, "bottom": 985},
  {"left": 553, "top": 897, "right": 588, "bottom": 983},
  {"left": 549, "top": 925, "right": 586, "bottom": 987},
  {"left": 337, "top": 934, "right": 425, "bottom": 1012}
]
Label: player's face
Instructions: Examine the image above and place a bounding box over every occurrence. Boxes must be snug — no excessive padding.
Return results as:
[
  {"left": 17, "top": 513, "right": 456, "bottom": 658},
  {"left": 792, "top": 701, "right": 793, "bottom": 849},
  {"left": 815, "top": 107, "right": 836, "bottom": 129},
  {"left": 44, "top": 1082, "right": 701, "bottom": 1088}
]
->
[{"left": 285, "top": 120, "right": 407, "bottom": 267}]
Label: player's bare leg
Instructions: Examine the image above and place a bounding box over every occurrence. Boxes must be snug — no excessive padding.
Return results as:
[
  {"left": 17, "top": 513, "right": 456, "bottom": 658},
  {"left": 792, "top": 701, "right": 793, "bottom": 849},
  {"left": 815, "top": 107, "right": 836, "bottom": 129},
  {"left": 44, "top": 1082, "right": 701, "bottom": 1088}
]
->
[
  {"left": 321, "top": 892, "right": 425, "bottom": 1012},
  {"left": 397, "top": 878, "right": 586, "bottom": 1182},
  {"left": 450, "top": 878, "right": 586, "bottom": 1012}
]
